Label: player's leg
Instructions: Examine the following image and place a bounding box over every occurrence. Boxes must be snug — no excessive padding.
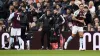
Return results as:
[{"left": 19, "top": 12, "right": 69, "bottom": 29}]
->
[
  {"left": 7, "top": 27, "right": 15, "bottom": 49},
  {"left": 46, "top": 30, "right": 50, "bottom": 49},
  {"left": 41, "top": 30, "right": 46, "bottom": 49},
  {"left": 18, "top": 37, "right": 24, "bottom": 50},
  {"left": 41, "top": 28, "right": 46, "bottom": 49},
  {"left": 17, "top": 28, "right": 24, "bottom": 50},
  {"left": 78, "top": 32, "right": 84, "bottom": 50},
  {"left": 78, "top": 27, "right": 84, "bottom": 51},
  {"left": 55, "top": 28, "right": 60, "bottom": 49},
  {"left": 8, "top": 36, "right": 14, "bottom": 48},
  {"left": 26, "top": 40, "right": 30, "bottom": 50},
  {"left": 64, "top": 26, "right": 77, "bottom": 49}
]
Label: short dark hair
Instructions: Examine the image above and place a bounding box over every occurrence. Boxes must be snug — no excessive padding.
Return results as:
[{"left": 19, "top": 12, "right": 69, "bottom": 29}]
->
[
  {"left": 14, "top": 6, "right": 19, "bottom": 10},
  {"left": 22, "top": 6, "right": 26, "bottom": 9},
  {"left": 84, "top": 6, "right": 88, "bottom": 9},
  {"left": 79, "top": 3, "right": 84, "bottom": 6}
]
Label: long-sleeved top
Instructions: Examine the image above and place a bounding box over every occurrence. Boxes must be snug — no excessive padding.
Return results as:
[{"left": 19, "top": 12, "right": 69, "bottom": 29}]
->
[
  {"left": 50, "top": 13, "right": 65, "bottom": 29},
  {"left": 39, "top": 14, "right": 53, "bottom": 28}
]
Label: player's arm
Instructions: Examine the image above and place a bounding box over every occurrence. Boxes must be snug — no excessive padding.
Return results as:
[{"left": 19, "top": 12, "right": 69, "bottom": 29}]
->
[
  {"left": 72, "top": 10, "right": 79, "bottom": 21},
  {"left": 8, "top": 12, "right": 14, "bottom": 23},
  {"left": 72, "top": 10, "right": 84, "bottom": 23},
  {"left": 60, "top": 15, "right": 65, "bottom": 25},
  {"left": 38, "top": 14, "right": 45, "bottom": 31},
  {"left": 72, "top": 14, "right": 79, "bottom": 21},
  {"left": 72, "top": 15, "right": 84, "bottom": 23},
  {"left": 8, "top": 13, "right": 14, "bottom": 30},
  {"left": 38, "top": 24, "right": 43, "bottom": 31},
  {"left": 81, "top": 14, "right": 86, "bottom": 25},
  {"left": 38, "top": 14, "right": 45, "bottom": 22}
]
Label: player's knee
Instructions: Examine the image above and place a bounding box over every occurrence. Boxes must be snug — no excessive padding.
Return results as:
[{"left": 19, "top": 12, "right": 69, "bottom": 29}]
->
[
  {"left": 72, "top": 34, "right": 76, "bottom": 37},
  {"left": 79, "top": 32, "right": 83, "bottom": 37},
  {"left": 79, "top": 34, "right": 83, "bottom": 37}
]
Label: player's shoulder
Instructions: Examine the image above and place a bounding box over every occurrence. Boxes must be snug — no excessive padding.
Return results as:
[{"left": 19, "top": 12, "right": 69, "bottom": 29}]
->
[
  {"left": 74, "top": 9, "right": 80, "bottom": 16},
  {"left": 74, "top": 9, "right": 80, "bottom": 13}
]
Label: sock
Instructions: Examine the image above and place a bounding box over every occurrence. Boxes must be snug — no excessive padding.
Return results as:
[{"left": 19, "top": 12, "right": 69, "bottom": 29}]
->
[
  {"left": 42, "top": 46, "right": 44, "bottom": 48},
  {"left": 8, "top": 37, "right": 14, "bottom": 48},
  {"left": 79, "top": 37, "right": 83, "bottom": 49},
  {"left": 66, "top": 36, "right": 73, "bottom": 43},
  {"left": 26, "top": 40, "right": 30, "bottom": 50},
  {"left": 18, "top": 37, "right": 24, "bottom": 49}
]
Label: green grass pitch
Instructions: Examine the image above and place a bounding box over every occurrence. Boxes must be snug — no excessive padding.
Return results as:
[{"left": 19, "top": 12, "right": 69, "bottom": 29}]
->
[{"left": 0, "top": 50, "right": 100, "bottom": 56}]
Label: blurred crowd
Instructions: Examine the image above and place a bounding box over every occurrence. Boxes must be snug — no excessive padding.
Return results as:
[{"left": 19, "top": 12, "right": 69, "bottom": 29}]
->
[{"left": 0, "top": 0, "right": 100, "bottom": 32}]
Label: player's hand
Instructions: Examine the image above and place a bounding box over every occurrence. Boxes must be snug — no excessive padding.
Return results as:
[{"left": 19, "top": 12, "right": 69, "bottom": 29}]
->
[
  {"left": 62, "top": 29, "right": 64, "bottom": 32},
  {"left": 78, "top": 20, "right": 84, "bottom": 23},
  {"left": 81, "top": 16, "right": 86, "bottom": 18},
  {"left": 72, "top": 15, "right": 77, "bottom": 21},
  {"left": 38, "top": 28, "right": 42, "bottom": 31}
]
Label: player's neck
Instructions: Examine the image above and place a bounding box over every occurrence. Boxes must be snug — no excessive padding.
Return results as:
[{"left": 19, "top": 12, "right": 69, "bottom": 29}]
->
[{"left": 80, "top": 9, "right": 84, "bottom": 11}]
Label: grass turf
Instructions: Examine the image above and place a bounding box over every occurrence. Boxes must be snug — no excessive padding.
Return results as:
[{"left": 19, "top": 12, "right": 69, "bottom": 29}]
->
[{"left": 0, "top": 50, "right": 100, "bottom": 56}]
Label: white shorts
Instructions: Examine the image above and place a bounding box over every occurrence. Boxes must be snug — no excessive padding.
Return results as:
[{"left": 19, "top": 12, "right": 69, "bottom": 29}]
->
[
  {"left": 72, "top": 26, "right": 83, "bottom": 34},
  {"left": 10, "top": 27, "right": 21, "bottom": 36}
]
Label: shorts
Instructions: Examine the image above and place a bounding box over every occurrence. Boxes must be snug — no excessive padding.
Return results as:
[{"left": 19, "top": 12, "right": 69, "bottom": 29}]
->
[
  {"left": 10, "top": 27, "right": 21, "bottom": 36},
  {"left": 72, "top": 26, "right": 83, "bottom": 34}
]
